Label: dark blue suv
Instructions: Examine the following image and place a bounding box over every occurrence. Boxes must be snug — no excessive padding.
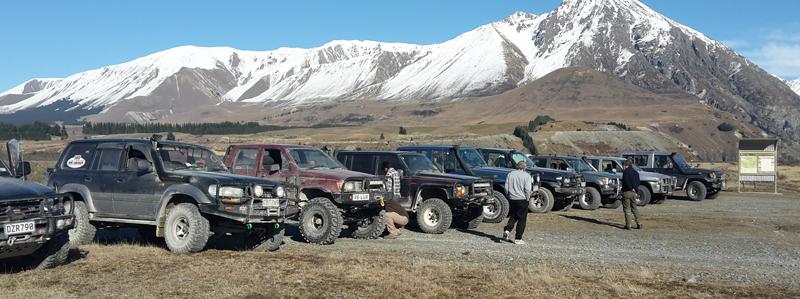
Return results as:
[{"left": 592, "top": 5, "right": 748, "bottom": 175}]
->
[{"left": 397, "top": 145, "right": 553, "bottom": 217}]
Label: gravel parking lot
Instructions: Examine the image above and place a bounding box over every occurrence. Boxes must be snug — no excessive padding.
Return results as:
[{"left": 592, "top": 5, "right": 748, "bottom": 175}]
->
[{"left": 2, "top": 192, "right": 798, "bottom": 298}]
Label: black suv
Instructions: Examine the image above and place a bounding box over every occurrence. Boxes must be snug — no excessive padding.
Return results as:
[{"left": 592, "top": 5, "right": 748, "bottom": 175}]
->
[
  {"left": 530, "top": 155, "right": 621, "bottom": 210},
  {"left": 478, "top": 148, "right": 585, "bottom": 213},
  {"left": 1, "top": 141, "right": 73, "bottom": 269},
  {"left": 47, "top": 136, "right": 290, "bottom": 253},
  {"left": 622, "top": 151, "right": 726, "bottom": 201},
  {"left": 336, "top": 151, "right": 494, "bottom": 234}
]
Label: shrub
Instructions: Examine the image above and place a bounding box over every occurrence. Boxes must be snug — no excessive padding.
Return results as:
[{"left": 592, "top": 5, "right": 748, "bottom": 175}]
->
[
  {"left": 399, "top": 127, "right": 408, "bottom": 135},
  {"left": 717, "top": 122, "right": 735, "bottom": 132}
]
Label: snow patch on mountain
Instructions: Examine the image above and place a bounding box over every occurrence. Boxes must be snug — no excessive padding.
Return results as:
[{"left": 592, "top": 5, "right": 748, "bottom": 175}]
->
[{"left": 789, "top": 78, "right": 800, "bottom": 96}]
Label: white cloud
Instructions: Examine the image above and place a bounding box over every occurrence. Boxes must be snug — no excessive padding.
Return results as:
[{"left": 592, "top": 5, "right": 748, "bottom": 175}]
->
[{"left": 744, "top": 43, "right": 800, "bottom": 78}]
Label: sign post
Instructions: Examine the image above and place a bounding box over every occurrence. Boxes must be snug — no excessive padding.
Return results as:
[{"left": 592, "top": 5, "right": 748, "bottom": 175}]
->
[{"left": 737, "top": 138, "right": 779, "bottom": 194}]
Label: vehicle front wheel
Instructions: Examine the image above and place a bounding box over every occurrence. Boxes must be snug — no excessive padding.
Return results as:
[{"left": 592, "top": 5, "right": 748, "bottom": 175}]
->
[
  {"left": 416, "top": 198, "right": 453, "bottom": 234},
  {"left": 164, "top": 203, "right": 210, "bottom": 254},
  {"left": 30, "top": 233, "right": 70, "bottom": 269},
  {"left": 603, "top": 198, "right": 622, "bottom": 209},
  {"left": 66, "top": 200, "right": 96, "bottom": 248},
  {"left": 636, "top": 185, "right": 652, "bottom": 206},
  {"left": 299, "top": 197, "right": 343, "bottom": 245},
  {"left": 461, "top": 206, "right": 483, "bottom": 229},
  {"left": 686, "top": 181, "right": 707, "bottom": 201},
  {"left": 529, "top": 188, "right": 554, "bottom": 213},
  {"left": 482, "top": 191, "right": 509, "bottom": 223},
  {"left": 580, "top": 187, "right": 602, "bottom": 210},
  {"left": 250, "top": 225, "right": 284, "bottom": 252},
  {"left": 351, "top": 210, "right": 385, "bottom": 240}
]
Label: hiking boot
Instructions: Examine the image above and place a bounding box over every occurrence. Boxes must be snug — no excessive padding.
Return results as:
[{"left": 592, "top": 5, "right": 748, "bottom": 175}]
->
[{"left": 502, "top": 231, "right": 511, "bottom": 241}]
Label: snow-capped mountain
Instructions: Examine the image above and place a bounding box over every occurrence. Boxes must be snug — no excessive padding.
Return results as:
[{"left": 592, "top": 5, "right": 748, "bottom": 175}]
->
[
  {"left": 789, "top": 78, "right": 800, "bottom": 96},
  {"left": 1, "top": 0, "right": 799, "bottom": 152}
]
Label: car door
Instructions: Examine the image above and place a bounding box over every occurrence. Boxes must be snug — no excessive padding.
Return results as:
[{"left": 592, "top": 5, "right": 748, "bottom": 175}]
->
[
  {"left": 263, "top": 147, "right": 296, "bottom": 184},
  {"left": 90, "top": 143, "right": 125, "bottom": 216},
  {"left": 112, "top": 143, "right": 160, "bottom": 219}
]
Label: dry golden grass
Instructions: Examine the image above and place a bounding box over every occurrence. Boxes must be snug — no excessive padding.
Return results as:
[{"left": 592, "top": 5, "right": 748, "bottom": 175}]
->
[{"left": 0, "top": 244, "right": 796, "bottom": 298}]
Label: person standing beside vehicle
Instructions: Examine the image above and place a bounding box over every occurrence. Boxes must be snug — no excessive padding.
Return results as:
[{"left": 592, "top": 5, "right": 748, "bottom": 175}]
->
[
  {"left": 502, "top": 160, "right": 533, "bottom": 244},
  {"left": 621, "top": 159, "right": 642, "bottom": 230}
]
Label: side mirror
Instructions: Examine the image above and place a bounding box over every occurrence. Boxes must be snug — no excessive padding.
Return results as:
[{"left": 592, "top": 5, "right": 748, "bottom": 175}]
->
[
  {"left": 17, "top": 161, "right": 32, "bottom": 177},
  {"left": 268, "top": 164, "right": 280, "bottom": 172},
  {"left": 611, "top": 168, "right": 618, "bottom": 174},
  {"left": 136, "top": 159, "right": 153, "bottom": 173}
]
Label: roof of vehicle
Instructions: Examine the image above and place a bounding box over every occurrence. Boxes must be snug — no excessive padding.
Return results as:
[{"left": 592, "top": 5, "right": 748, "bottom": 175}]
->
[
  {"left": 584, "top": 155, "right": 625, "bottom": 160},
  {"left": 530, "top": 155, "right": 581, "bottom": 160},
  {"left": 477, "top": 147, "right": 518, "bottom": 153},
  {"left": 337, "top": 150, "right": 419, "bottom": 155},
  {"left": 229, "top": 144, "right": 316, "bottom": 149},
  {"left": 68, "top": 138, "right": 207, "bottom": 149},
  {"left": 397, "top": 145, "right": 476, "bottom": 150},
  {"left": 621, "top": 151, "right": 673, "bottom": 155}
]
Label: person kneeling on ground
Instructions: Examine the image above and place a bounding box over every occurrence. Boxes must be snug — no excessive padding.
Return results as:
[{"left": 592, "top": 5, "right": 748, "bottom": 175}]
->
[
  {"left": 384, "top": 198, "right": 409, "bottom": 239},
  {"left": 621, "top": 159, "right": 642, "bottom": 230},
  {"left": 502, "top": 160, "right": 534, "bottom": 245}
]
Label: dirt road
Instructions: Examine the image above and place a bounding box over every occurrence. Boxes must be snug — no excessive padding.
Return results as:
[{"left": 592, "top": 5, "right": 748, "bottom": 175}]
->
[{"left": 1, "top": 192, "right": 799, "bottom": 298}]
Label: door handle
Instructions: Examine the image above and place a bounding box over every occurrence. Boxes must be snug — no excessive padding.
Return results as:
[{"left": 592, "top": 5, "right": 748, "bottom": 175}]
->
[
  {"left": 115, "top": 178, "right": 124, "bottom": 183},
  {"left": 84, "top": 177, "right": 92, "bottom": 183}
]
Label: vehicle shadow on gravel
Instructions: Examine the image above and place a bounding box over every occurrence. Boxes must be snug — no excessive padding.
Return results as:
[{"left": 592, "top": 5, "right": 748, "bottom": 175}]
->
[
  {"left": 0, "top": 248, "right": 86, "bottom": 274},
  {"left": 560, "top": 215, "right": 625, "bottom": 229},
  {"left": 455, "top": 229, "right": 506, "bottom": 243}
]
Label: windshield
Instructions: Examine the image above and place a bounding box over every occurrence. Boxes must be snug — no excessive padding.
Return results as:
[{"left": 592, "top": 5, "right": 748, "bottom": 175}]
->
[
  {"left": 289, "top": 148, "right": 343, "bottom": 170},
  {"left": 158, "top": 144, "right": 228, "bottom": 172},
  {"left": 671, "top": 154, "right": 691, "bottom": 169},
  {"left": 566, "top": 158, "right": 597, "bottom": 172},
  {"left": 0, "top": 160, "right": 9, "bottom": 176},
  {"left": 458, "top": 148, "right": 487, "bottom": 168},
  {"left": 511, "top": 153, "right": 536, "bottom": 169},
  {"left": 401, "top": 154, "right": 440, "bottom": 174}
]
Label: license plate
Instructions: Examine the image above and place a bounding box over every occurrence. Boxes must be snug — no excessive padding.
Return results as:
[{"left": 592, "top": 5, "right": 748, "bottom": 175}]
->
[
  {"left": 352, "top": 193, "right": 370, "bottom": 201},
  {"left": 262, "top": 198, "right": 280, "bottom": 208},
  {"left": 4, "top": 221, "right": 35, "bottom": 235}
]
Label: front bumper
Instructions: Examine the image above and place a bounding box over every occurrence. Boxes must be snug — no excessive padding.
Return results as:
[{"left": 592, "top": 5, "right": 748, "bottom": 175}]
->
[
  {"left": 336, "top": 191, "right": 387, "bottom": 207},
  {"left": 712, "top": 178, "right": 727, "bottom": 191},
  {"left": 554, "top": 186, "right": 585, "bottom": 198},
  {"left": 204, "top": 196, "right": 290, "bottom": 224},
  {"left": 648, "top": 181, "right": 676, "bottom": 195},
  {"left": 0, "top": 214, "right": 73, "bottom": 258}
]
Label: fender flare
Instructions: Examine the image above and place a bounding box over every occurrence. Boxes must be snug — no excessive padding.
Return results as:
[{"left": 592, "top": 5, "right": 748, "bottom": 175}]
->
[
  {"left": 155, "top": 184, "right": 212, "bottom": 235},
  {"left": 298, "top": 187, "right": 335, "bottom": 202},
  {"left": 57, "top": 184, "right": 97, "bottom": 212},
  {"left": 412, "top": 185, "right": 451, "bottom": 211}
]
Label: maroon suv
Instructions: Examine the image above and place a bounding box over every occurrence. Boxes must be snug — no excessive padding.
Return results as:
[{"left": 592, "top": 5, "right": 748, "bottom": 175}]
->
[{"left": 224, "top": 144, "right": 388, "bottom": 245}]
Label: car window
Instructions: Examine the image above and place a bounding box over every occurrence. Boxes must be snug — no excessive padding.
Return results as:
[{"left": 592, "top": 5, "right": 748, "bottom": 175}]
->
[
  {"left": 654, "top": 155, "right": 673, "bottom": 169},
  {"left": 288, "top": 148, "right": 343, "bottom": 170},
  {"left": 377, "top": 154, "right": 403, "bottom": 175},
  {"left": 233, "top": 149, "right": 259, "bottom": 171},
  {"left": 511, "top": 153, "right": 534, "bottom": 168},
  {"left": 457, "top": 148, "right": 487, "bottom": 168},
  {"left": 124, "top": 144, "right": 152, "bottom": 171},
  {"left": 263, "top": 149, "right": 284, "bottom": 170},
  {"left": 61, "top": 143, "right": 96, "bottom": 170},
  {"left": 626, "top": 155, "right": 648, "bottom": 167},
  {"left": 350, "top": 155, "right": 376, "bottom": 174},
  {"left": 484, "top": 152, "right": 508, "bottom": 168},
  {"left": 0, "top": 159, "right": 10, "bottom": 176},
  {"left": 401, "top": 154, "right": 440, "bottom": 174},
  {"left": 531, "top": 158, "right": 547, "bottom": 168},
  {"left": 95, "top": 149, "right": 123, "bottom": 171}
]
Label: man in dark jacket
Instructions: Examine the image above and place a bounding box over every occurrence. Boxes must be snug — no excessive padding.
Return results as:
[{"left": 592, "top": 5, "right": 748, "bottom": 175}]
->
[{"left": 621, "top": 159, "right": 642, "bottom": 230}]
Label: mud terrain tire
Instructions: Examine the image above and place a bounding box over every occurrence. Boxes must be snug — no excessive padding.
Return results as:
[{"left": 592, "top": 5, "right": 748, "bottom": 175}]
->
[
  {"left": 529, "top": 188, "right": 554, "bottom": 213},
  {"left": 482, "top": 191, "right": 509, "bottom": 223},
  {"left": 580, "top": 187, "right": 602, "bottom": 210},
  {"left": 636, "top": 185, "right": 651, "bottom": 206},
  {"left": 30, "top": 233, "right": 70, "bottom": 269},
  {"left": 251, "top": 226, "right": 284, "bottom": 252},
  {"left": 299, "top": 197, "right": 343, "bottom": 245},
  {"left": 686, "top": 181, "right": 707, "bottom": 201},
  {"left": 67, "top": 200, "right": 96, "bottom": 248},
  {"left": 351, "top": 210, "right": 385, "bottom": 240},
  {"left": 416, "top": 198, "right": 452, "bottom": 234},
  {"left": 164, "top": 203, "right": 210, "bottom": 254},
  {"left": 603, "top": 198, "right": 622, "bottom": 209}
]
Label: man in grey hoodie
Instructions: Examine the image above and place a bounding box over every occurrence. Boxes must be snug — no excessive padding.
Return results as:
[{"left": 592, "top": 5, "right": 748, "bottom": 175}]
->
[{"left": 502, "top": 160, "right": 534, "bottom": 244}]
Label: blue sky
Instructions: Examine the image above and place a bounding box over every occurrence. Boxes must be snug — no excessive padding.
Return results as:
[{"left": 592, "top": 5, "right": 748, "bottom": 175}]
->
[{"left": 1, "top": 0, "right": 799, "bottom": 91}]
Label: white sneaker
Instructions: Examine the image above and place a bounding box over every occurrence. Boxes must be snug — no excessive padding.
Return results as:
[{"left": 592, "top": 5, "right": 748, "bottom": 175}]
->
[
  {"left": 502, "top": 231, "right": 510, "bottom": 241},
  {"left": 513, "top": 239, "right": 526, "bottom": 245}
]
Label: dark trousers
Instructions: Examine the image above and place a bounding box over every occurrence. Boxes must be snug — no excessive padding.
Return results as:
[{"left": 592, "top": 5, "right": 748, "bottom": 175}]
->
[{"left": 503, "top": 199, "right": 529, "bottom": 240}]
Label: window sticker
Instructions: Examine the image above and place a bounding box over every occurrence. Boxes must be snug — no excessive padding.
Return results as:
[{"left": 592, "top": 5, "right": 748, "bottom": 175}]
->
[{"left": 67, "top": 155, "right": 86, "bottom": 169}]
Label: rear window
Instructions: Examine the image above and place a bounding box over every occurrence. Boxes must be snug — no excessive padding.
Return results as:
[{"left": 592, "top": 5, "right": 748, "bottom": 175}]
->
[{"left": 61, "top": 143, "right": 96, "bottom": 170}]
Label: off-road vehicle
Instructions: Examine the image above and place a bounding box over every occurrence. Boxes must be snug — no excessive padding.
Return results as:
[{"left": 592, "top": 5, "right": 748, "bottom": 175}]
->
[
  {"left": 584, "top": 156, "right": 677, "bottom": 205},
  {"left": 479, "top": 148, "right": 585, "bottom": 213},
  {"left": 47, "top": 136, "right": 290, "bottom": 253},
  {"left": 337, "top": 151, "right": 494, "bottom": 233},
  {"left": 397, "top": 145, "right": 541, "bottom": 221},
  {"left": 1, "top": 140, "right": 73, "bottom": 269},
  {"left": 530, "top": 155, "right": 621, "bottom": 210},
  {"left": 224, "top": 144, "right": 388, "bottom": 245},
  {"left": 622, "top": 151, "right": 726, "bottom": 201}
]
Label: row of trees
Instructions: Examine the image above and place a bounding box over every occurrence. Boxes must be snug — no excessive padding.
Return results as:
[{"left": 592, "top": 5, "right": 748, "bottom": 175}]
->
[
  {"left": 0, "top": 122, "right": 68, "bottom": 140},
  {"left": 82, "top": 122, "right": 286, "bottom": 135},
  {"left": 514, "top": 115, "right": 555, "bottom": 154}
]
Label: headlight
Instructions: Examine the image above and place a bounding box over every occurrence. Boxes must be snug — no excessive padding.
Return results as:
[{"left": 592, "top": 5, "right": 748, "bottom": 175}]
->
[
  {"left": 601, "top": 178, "right": 610, "bottom": 185},
  {"left": 563, "top": 178, "right": 571, "bottom": 184},
  {"left": 343, "top": 181, "right": 356, "bottom": 192},
  {"left": 274, "top": 186, "right": 285, "bottom": 198},
  {"left": 208, "top": 185, "right": 244, "bottom": 198},
  {"left": 455, "top": 185, "right": 465, "bottom": 198},
  {"left": 253, "top": 185, "right": 264, "bottom": 197}
]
